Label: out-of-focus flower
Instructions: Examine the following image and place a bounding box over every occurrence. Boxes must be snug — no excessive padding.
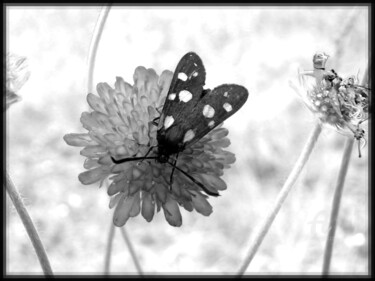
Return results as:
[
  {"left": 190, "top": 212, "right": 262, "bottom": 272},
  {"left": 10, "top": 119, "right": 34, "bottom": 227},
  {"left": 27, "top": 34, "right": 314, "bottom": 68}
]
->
[
  {"left": 290, "top": 52, "right": 369, "bottom": 141},
  {"left": 5, "top": 53, "right": 31, "bottom": 110},
  {"left": 64, "top": 66, "right": 236, "bottom": 227}
]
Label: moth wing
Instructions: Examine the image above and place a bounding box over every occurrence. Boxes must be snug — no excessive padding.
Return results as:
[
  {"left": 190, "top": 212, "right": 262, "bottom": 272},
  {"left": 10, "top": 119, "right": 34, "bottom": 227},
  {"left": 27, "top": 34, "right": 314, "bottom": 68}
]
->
[
  {"left": 158, "top": 52, "right": 206, "bottom": 130},
  {"left": 182, "top": 84, "right": 249, "bottom": 147}
]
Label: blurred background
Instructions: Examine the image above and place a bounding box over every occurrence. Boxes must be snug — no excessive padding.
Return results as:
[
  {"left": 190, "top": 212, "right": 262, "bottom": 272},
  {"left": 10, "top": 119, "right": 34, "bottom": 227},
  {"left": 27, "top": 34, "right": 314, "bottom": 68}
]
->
[{"left": 5, "top": 5, "right": 369, "bottom": 275}]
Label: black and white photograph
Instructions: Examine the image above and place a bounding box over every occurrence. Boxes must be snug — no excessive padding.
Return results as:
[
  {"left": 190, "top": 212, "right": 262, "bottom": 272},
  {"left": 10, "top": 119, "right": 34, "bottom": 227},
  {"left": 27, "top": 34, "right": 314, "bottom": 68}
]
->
[{"left": 4, "top": 4, "right": 370, "bottom": 276}]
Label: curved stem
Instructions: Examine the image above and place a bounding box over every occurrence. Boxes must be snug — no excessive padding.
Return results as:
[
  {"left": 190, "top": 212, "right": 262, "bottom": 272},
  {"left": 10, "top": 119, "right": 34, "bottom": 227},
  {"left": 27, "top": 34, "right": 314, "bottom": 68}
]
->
[
  {"left": 237, "top": 122, "right": 322, "bottom": 275},
  {"left": 120, "top": 227, "right": 144, "bottom": 275},
  {"left": 104, "top": 222, "right": 115, "bottom": 274},
  {"left": 87, "top": 5, "right": 111, "bottom": 94},
  {"left": 5, "top": 172, "right": 53, "bottom": 276}
]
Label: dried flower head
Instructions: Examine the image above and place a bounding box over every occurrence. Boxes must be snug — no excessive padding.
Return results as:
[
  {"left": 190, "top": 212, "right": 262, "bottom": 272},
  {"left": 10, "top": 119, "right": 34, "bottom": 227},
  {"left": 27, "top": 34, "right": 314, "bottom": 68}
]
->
[
  {"left": 64, "top": 66, "right": 236, "bottom": 227},
  {"left": 290, "top": 52, "right": 370, "bottom": 150},
  {"left": 4, "top": 53, "right": 31, "bottom": 110}
]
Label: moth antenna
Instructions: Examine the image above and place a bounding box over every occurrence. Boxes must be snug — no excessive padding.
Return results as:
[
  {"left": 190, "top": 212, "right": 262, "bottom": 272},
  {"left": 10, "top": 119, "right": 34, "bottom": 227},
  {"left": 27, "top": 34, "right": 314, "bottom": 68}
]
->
[{"left": 167, "top": 161, "right": 219, "bottom": 197}]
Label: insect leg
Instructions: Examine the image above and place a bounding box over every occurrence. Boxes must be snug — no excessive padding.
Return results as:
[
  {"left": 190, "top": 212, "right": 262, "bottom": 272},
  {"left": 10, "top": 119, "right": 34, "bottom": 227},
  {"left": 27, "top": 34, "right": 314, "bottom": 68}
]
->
[
  {"left": 169, "top": 153, "right": 179, "bottom": 190},
  {"left": 155, "top": 106, "right": 162, "bottom": 115},
  {"left": 147, "top": 115, "right": 160, "bottom": 142},
  {"left": 138, "top": 146, "right": 157, "bottom": 164},
  {"left": 167, "top": 161, "right": 219, "bottom": 197},
  {"left": 111, "top": 156, "right": 157, "bottom": 164},
  {"left": 151, "top": 117, "right": 160, "bottom": 127},
  {"left": 149, "top": 107, "right": 162, "bottom": 128}
]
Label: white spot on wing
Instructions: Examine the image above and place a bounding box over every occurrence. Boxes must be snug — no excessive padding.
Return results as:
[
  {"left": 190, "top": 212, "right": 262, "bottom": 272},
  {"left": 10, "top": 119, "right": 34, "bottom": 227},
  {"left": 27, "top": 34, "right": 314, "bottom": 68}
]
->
[
  {"left": 179, "top": 90, "right": 193, "bottom": 102},
  {"left": 193, "top": 72, "right": 198, "bottom": 77},
  {"left": 223, "top": 103, "right": 233, "bottom": 112},
  {"left": 164, "top": 115, "right": 174, "bottom": 129},
  {"left": 183, "top": 129, "right": 195, "bottom": 143},
  {"left": 168, "top": 93, "right": 176, "bottom": 100},
  {"left": 203, "top": 105, "right": 215, "bottom": 118},
  {"left": 208, "top": 120, "right": 215, "bottom": 128},
  {"left": 178, "top": 72, "right": 188, "bottom": 81},
  {"left": 223, "top": 92, "right": 228, "bottom": 97}
]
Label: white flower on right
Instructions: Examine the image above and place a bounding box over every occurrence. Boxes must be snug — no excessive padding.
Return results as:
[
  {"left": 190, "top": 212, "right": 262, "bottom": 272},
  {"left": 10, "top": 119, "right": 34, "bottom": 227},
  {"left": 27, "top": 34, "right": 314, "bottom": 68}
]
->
[{"left": 290, "top": 52, "right": 369, "bottom": 142}]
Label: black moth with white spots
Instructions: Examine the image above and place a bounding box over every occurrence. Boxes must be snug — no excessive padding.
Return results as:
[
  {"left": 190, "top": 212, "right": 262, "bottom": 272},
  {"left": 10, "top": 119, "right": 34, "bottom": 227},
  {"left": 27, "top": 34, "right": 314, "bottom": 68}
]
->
[{"left": 112, "top": 52, "right": 249, "bottom": 196}]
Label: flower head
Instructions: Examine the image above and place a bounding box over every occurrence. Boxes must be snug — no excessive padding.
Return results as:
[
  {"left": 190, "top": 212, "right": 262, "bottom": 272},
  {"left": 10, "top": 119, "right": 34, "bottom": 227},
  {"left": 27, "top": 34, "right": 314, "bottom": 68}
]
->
[
  {"left": 290, "top": 53, "right": 369, "bottom": 141},
  {"left": 64, "top": 66, "right": 236, "bottom": 227},
  {"left": 5, "top": 53, "right": 31, "bottom": 110}
]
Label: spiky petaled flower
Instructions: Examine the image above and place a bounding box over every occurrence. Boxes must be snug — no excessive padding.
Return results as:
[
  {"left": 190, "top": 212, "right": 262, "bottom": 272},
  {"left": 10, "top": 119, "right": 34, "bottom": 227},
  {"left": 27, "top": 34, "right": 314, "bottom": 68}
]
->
[
  {"left": 4, "top": 53, "right": 31, "bottom": 110},
  {"left": 64, "top": 66, "right": 236, "bottom": 227},
  {"left": 290, "top": 52, "right": 369, "bottom": 147}
]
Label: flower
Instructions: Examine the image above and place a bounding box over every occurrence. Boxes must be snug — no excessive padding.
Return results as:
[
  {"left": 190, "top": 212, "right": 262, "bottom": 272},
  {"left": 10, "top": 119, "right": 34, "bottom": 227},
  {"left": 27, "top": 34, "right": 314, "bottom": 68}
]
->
[
  {"left": 290, "top": 53, "right": 369, "bottom": 142},
  {"left": 5, "top": 53, "right": 31, "bottom": 110},
  {"left": 64, "top": 66, "right": 236, "bottom": 227}
]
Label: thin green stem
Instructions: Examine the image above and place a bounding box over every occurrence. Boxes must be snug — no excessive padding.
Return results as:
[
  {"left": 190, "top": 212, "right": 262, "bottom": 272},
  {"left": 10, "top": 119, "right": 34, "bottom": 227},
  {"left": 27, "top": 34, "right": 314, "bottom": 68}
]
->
[
  {"left": 322, "top": 64, "right": 369, "bottom": 274},
  {"left": 5, "top": 172, "right": 53, "bottom": 276},
  {"left": 120, "top": 227, "right": 144, "bottom": 275},
  {"left": 104, "top": 222, "right": 115, "bottom": 274},
  {"left": 87, "top": 5, "right": 111, "bottom": 94},
  {"left": 237, "top": 122, "right": 322, "bottom": 275},
  {"left": 322, "top": 138, "right": 354, "bottom": 274},
  {"left": 103, "top": 224, "right": 144, "bottom": 275}
]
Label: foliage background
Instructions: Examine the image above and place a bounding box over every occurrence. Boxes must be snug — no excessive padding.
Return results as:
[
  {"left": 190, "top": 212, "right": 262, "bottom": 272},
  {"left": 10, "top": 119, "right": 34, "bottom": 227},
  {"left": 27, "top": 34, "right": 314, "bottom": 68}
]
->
[{"left": 6, "top": 5, "right": 369, "bottom": 274}]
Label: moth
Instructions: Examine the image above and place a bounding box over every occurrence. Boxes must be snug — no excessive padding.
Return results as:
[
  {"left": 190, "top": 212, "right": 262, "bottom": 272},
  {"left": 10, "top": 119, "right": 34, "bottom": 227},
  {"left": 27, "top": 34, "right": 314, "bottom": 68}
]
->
[{"left": 112, "top": 52, "right": 249, "bottom": 196}]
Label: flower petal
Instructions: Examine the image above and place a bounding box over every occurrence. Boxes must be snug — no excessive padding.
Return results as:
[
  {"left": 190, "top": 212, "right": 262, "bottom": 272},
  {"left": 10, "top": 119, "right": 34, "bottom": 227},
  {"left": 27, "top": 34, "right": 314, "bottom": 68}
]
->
[
  {"left": 129, "top": 192, "right": 141, "bottom": 217},
  {"left": 155, "top": 183, "right": 167, "bottom": 203},
  {"left": 78, "top": 166, "right": 110, "bottom": 185},
  {"left": 87, "top": 93, "right": 107, "bottom": 114},
  {"left": 115, "top": 76, "right": 133, "bottom": 98},
  {"left": 157, "top": 70, "right": 173, "bottom": 104},
  {"left": 109, "top": 193, "right": 122, "bottom": 209},
  {"left": 195, "top": 173, "right": 227, "bottom": 191},
  {"left": 162, "top": 197, "right": 182, "bottom": 227},
  {"left": 208, "top": 138, "right": 231, "bottom": 148},
  {"left": 141, "top": 191, "right": 155, "bottom": 222},
  {"left": 113, "top": 195, "right": 136, "bottom": 227},
  {"left": 80, "top": 145, "right": 107, "bottom": 157},
  {"left": 191, "top": 191, "right": 213, "bottom": 216},
  {"left": 96, "top": 82, "right": 113, "bottom": 104},
  {"left": 83, "top": 158, "right": 100, "bottom": 169},
  {"left": 63, "top": 133, "right": 95, "bottom": 147},
  {"left": 181, "top": 200, "right": 194, "bottom": 212},
  {"left": 108, "top": 179, "right": 129, "bottom": 196}
]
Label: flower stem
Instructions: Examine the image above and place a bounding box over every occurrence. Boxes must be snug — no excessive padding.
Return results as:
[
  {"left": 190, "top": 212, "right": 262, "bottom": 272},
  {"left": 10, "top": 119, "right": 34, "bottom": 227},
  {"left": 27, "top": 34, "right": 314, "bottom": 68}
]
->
[
  {"left": 120, "top": 227, "right": 144, "bottom": 275},
  {"left": 104, "top": 222, "right": 115, "bottom": 274},
  {"left": 87, "top": 5, "right": 111, "bottom": 94},
  {"left": 5, "top": 172, "right": 53, "bottom": 276},
  {"left": 322, "top": 138, "right": 354, "bottom": 275},
  {"left": 322, "top": 64, "right": 369, "bottom": 274},
  {"left": 237, "top": 122, "right": 322, "bottom": 275}
]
